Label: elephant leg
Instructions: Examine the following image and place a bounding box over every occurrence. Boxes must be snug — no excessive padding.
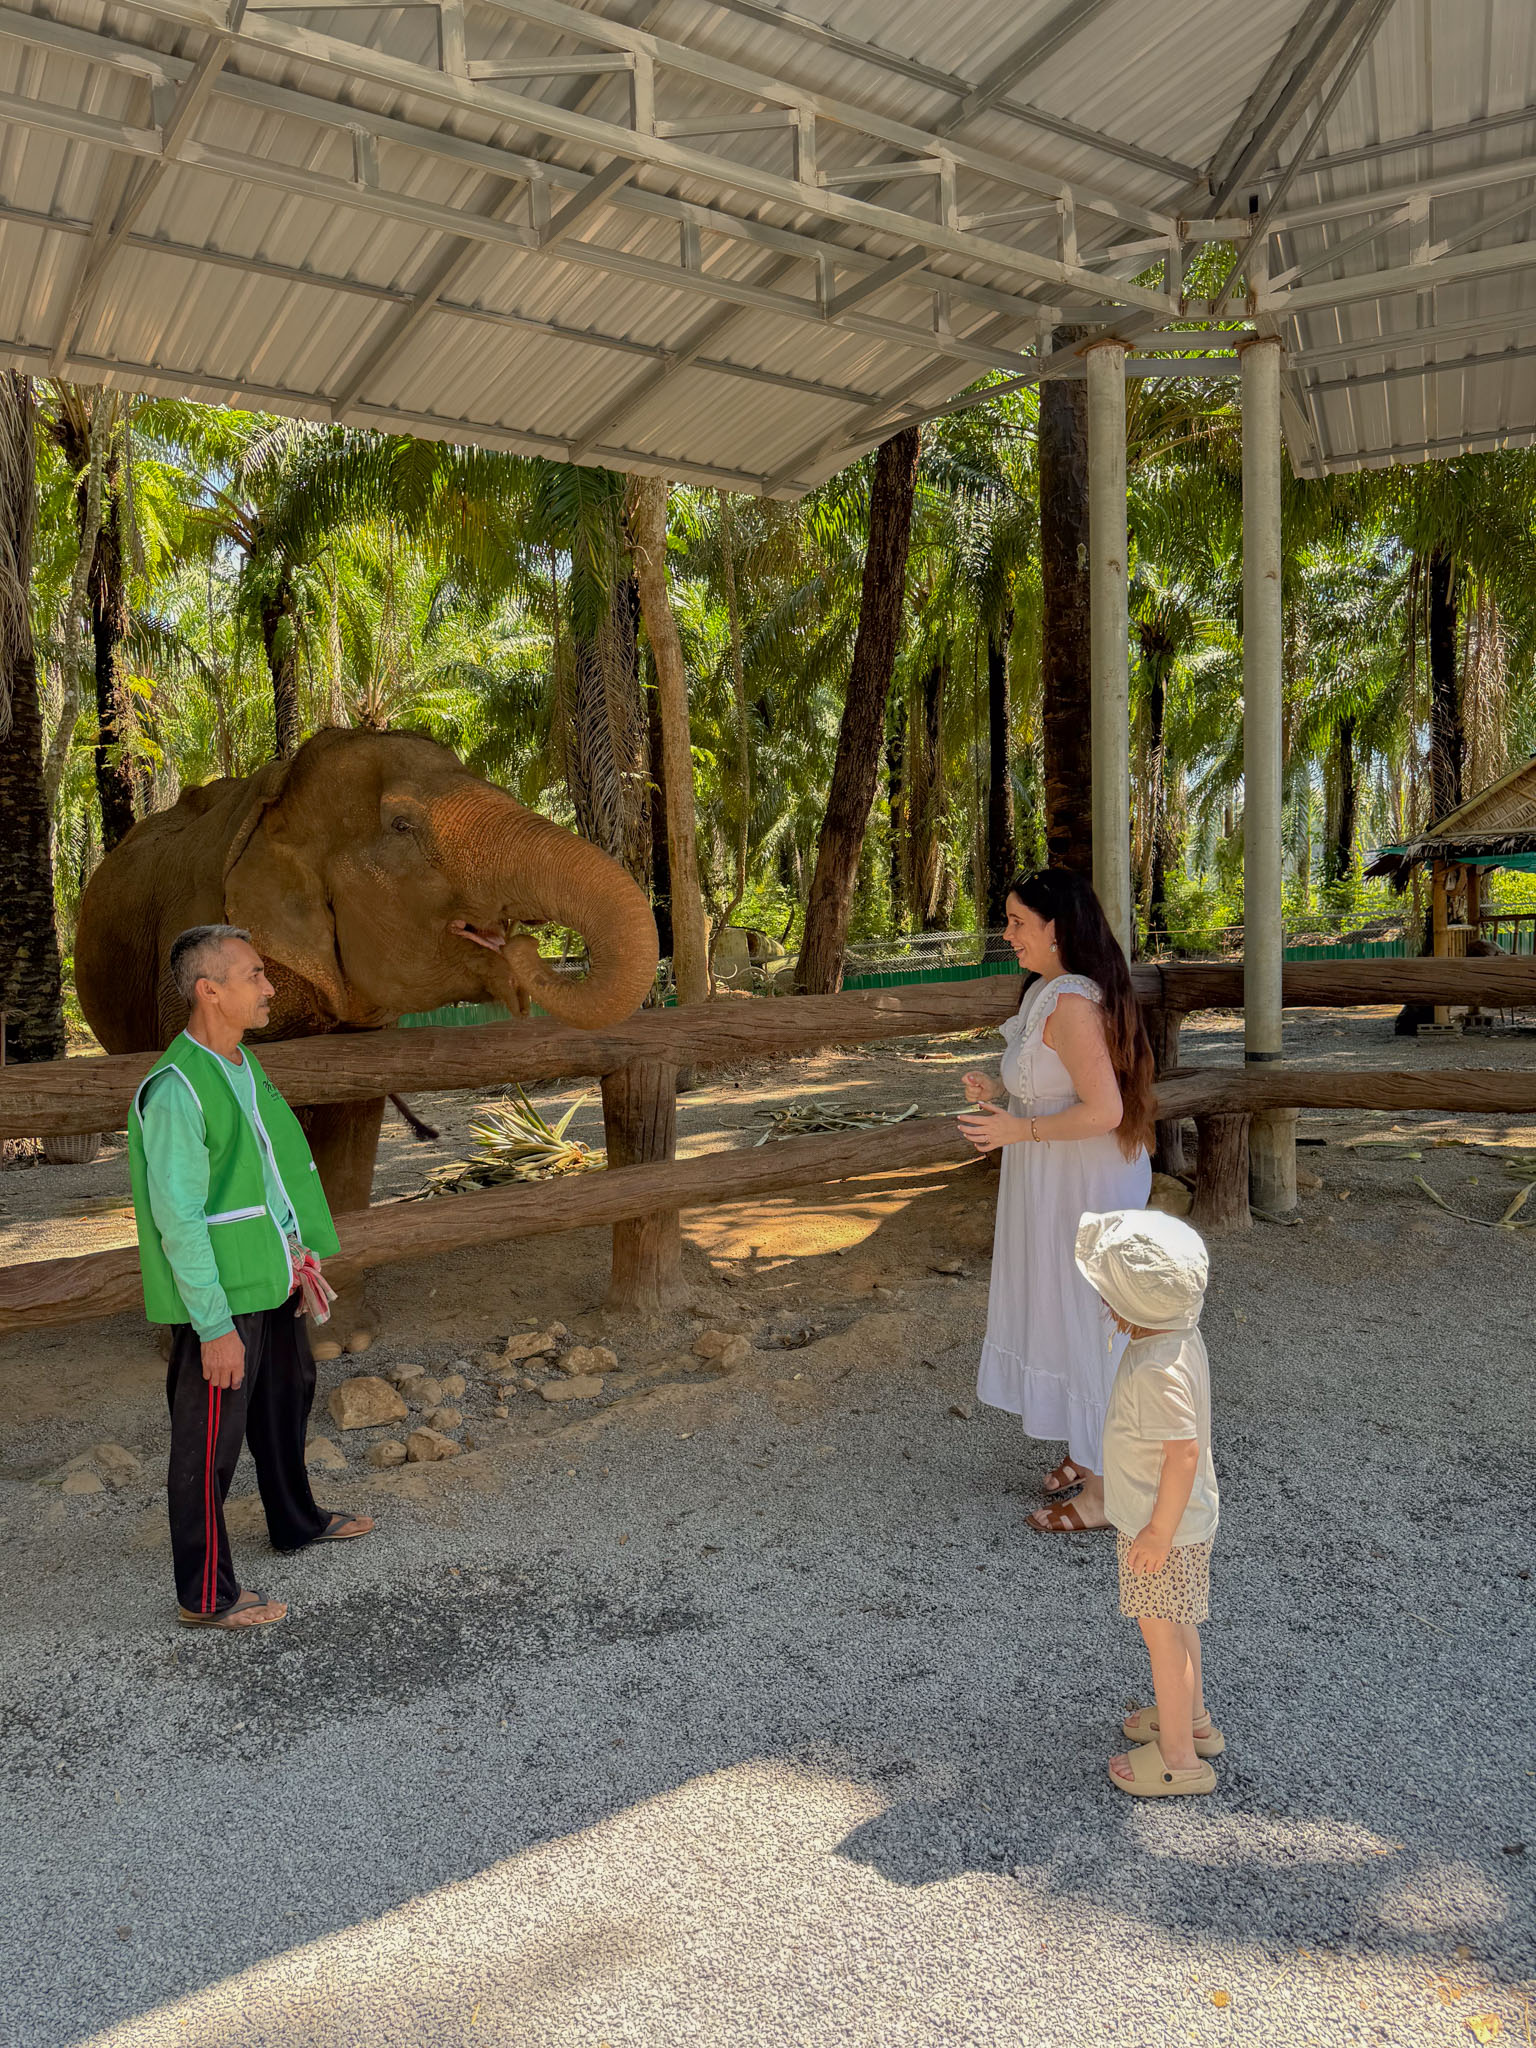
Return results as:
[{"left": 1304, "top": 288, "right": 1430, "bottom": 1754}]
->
[{"left": 298, "top": 1097, "right": 385, "bottom": 1358}]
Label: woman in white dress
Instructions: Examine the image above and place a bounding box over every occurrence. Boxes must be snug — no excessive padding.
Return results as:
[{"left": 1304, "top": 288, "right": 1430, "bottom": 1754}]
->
[{"left": 957, "top": 869, "right": 1155, "bottom": 1533}]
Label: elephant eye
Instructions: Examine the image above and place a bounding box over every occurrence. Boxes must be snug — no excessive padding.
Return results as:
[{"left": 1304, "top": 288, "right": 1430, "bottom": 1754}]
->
[{"left": 391, "top": 817, "right": 412, "bottom": 834}]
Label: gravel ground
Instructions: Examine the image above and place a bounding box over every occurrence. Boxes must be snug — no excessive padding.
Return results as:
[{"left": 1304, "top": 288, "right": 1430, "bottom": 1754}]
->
[{"left": 1, "top": 1011, "right": 1533, "bottom": 2046}]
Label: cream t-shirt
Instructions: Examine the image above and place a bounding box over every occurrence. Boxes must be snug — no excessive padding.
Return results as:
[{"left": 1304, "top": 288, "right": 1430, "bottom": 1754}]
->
[{"left": 1102, "top": 1328, "right": 1219, "bottom": 1547}]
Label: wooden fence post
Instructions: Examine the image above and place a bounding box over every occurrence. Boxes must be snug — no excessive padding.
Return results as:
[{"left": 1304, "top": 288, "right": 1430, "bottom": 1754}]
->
[
  {"left": 1147, "top": 1007, "right": 1187, "bottom": 1175},
  {"left": 601, "top": 1058, "right": 682, "bottom": 1312},
  {"left": 1191, "top": 1112, "right": 1251, "bottom": 1231}
]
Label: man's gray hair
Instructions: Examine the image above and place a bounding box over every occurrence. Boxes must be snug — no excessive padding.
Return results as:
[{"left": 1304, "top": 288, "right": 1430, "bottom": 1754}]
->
[{"left": 169, "top": 924, "right": 253, "bottom": 1004}]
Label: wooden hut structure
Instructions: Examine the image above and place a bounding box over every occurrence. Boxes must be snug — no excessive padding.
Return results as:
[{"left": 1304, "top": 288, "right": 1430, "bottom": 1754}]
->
[{"left": 1369, "top": 757, "right": 1536, "bottom": 1025}]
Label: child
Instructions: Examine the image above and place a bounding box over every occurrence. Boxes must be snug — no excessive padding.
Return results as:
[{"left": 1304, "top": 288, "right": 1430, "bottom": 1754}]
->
[{"left": 1074, "top": 1207, "right": 1221, "bottom": 1797}]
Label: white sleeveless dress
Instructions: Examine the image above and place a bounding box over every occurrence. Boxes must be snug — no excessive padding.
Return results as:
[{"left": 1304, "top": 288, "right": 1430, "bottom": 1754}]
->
[{"left": 976, "top": 973, "right": 1152, "bottom": 1470}]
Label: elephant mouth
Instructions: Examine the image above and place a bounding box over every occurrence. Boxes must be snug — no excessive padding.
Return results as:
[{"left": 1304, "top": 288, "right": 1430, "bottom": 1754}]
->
[{"left": 449, "top": 918, "right": 508, "bottom": 954}]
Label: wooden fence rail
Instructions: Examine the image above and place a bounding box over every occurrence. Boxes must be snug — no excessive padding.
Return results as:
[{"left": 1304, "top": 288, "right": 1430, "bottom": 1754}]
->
[
  {"left": 5, "top": 1061, "right": 1535, "bottom": 1334},
  {"left": 2, "top": 956, "right": 1533, "bottom": 1143}
]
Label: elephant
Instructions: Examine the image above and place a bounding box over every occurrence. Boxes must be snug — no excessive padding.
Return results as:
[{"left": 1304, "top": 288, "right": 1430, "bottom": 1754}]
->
[{"left": 76, "top": 727, "right": 659, "bottom": 1353}]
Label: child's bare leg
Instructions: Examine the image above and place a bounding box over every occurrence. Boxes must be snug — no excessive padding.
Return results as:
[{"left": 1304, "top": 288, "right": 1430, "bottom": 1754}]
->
[
  {"left": 1110, "top": 1616, "right": 1201, "bottom": 1781},
  {"left": 1180, "top": 1622, "right": 1206, "bottom": 1723}
]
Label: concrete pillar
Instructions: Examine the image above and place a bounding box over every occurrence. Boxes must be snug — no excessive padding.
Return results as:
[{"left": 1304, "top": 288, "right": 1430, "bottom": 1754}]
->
[
  {"left": 1086, "top": 338, "right": 1131, "bottom": 954},
  {"left": 1240, "top": 332, "right": 1295, "bottom": 1212}
]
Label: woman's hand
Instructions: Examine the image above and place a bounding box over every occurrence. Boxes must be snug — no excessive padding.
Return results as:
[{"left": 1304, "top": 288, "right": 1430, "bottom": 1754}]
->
[
  {"left": 957, "top": 1102, "right": 1030, "bottom": 1152},
  {"left": 1126, "top": 1524, "right": 1172, "bottom": 1575},
  {"left": 961, "top": 1069, "right": 1005, "bottom": 1104}
]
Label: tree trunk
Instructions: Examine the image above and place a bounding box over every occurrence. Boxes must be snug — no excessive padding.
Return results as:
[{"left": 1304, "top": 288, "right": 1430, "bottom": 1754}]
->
[
  {"left": 1427, "top": 547, "right": 1462, "bottom": 821},
  {"left": 261, "top": 577, "right": 302, "bottom": 760},
  {"left": 984, "top": 612, "right": 1018, "bottom": 949},
  {"left": 89, "top": 502, "right": 136, "bottom": 850},
  {"left": 1040, "top": 327, "right": 1094, "bottom": 877},
  {"left": 708, "top": 498, "right": 750, "bottom": 977},
  {"left": 644, "top": 663, "right": 674, "bottom": 963},
  {"left": 1330, "top": 714, "right": 1356, "bottom": 885},
  {"left": 909, "top": 655, "right": 948, "bottom": 928},
  {"left": 886, "top": 683, "right": 908, "bottom": 931},
  {"left": 0, "top": 373, "right": 67, "bottom": 1064},
  {"left": 796, "top": 427, "right": 922, "bottom": 994},
  {"left": 1146, "top": 659, "right": 1170, "bottom": 945},
  {"left": 627, "top": 475, "right": 710, "bottom": 1007}
]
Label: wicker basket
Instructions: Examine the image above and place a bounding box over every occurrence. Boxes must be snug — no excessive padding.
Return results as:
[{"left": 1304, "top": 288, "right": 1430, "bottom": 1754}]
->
[{"left": 42, "top": 1131, "right": 104, "bottom": 1166}]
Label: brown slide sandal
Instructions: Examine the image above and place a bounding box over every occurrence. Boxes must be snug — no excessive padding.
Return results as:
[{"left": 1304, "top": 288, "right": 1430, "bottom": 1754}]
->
[
  {"left": 1109, "top": 1740, "right": 1216, "bottom": 1798},
  {"left": 1123, "top": 1704, "right": 1226, "bottom": 1758}
]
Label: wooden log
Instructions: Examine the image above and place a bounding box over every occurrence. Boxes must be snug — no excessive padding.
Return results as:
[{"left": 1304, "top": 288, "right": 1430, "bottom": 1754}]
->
[
  {"left": 0, "top": 979, "right": 1028, "bottom": 1142},
  {"left": 601, "top": 1059, "right": 682, "bottom": 1313},
  {"left": 1146, "top": 1008, "right": 1186, "bottom": 1175},
  {"left": 1191, "top": 1113, "right": 1251, "bottom": 1232},
  {"left": 0, "top": 1114, "right": 983, "bottom": 1334},
  {"left": 8, "top": 958, "right": 1536, "bottom": 1141},
  {"left": 1155, "top": 1065, "right": 1536, "bottom": 1119}
]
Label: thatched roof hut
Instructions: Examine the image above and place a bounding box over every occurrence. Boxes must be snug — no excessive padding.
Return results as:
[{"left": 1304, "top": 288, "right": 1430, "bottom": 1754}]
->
[{"left": 1367, "top": 757, "right": 1536, "bottom": 888}]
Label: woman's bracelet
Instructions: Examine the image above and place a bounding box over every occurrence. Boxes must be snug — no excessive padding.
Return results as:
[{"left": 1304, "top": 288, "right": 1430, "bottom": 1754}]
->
[{"left": 1030, "top": 1116, "right": 1040, "bottom": 1141}]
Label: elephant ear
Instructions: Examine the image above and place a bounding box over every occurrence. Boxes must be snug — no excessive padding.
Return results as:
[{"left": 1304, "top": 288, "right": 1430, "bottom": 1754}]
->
[{"left": 222, "top": 756, "right": 350, "bottom": 1022}]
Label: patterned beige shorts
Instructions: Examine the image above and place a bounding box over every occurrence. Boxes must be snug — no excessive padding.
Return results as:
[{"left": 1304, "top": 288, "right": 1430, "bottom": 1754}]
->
[{"left": 1117, "top": 1531, "right": 1212, "bottom": 1624}]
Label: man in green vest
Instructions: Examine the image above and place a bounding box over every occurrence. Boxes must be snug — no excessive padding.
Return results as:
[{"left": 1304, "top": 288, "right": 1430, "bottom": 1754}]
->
[{"left": 128, "top": 924, "right": 374, "bottom": 1629}]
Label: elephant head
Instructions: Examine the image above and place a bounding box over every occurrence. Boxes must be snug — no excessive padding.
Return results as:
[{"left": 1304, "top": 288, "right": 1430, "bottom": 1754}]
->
[{"left": 221, "top": 729, "right": 658, "bottom": 1031}]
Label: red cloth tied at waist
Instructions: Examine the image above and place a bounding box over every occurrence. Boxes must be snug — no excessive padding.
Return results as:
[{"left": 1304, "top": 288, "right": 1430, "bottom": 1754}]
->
[{"left": 290, "top": 1246, "right": 338, "bottom": 1325}]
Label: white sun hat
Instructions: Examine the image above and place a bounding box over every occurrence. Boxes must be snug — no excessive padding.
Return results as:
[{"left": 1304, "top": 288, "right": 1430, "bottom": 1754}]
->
[{"left": 1074, "top": 1208, "right": 1209, "bottom": 1333}]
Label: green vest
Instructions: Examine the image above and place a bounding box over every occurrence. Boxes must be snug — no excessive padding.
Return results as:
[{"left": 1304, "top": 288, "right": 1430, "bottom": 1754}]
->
[{"left": 127, "top": 1032, "right": 339, "bottom": 1326}]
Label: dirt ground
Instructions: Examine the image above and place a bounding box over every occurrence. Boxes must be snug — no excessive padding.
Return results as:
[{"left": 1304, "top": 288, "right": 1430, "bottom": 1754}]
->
[
  {"left": 3, "top": 1004, "right": 1535, "bottom": 1457},
  {"left": 2, "top": 1005, "right": 1533, "bottom": 2046}
]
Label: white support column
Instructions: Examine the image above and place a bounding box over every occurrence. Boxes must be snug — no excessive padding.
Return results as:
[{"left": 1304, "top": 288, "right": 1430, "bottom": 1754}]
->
[
  {"left": 1240, "top": 331, "right": 1296, "bottom": 1212},
  {"left": 1086, "top": 337, "right": 1131, "bottom": 953}
]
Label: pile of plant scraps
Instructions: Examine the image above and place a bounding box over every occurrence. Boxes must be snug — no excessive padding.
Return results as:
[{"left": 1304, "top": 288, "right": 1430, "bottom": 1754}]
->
[
  {"left": 751, "top": 1101, "right": 922, "bottom": 1144},
  {"left": 412, "top": 1091, "right": 603, "bottom": 1197}
]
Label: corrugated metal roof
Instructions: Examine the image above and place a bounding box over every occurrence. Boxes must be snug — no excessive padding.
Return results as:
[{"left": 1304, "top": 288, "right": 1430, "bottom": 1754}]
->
[{"left": 0, "top": 0, "right": 1533, "bottom": 484}]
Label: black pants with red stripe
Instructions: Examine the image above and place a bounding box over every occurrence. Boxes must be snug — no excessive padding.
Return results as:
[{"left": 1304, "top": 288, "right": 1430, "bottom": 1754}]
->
[{"left": 166, "top": 1291, "right": 330, "bottom": 1616}]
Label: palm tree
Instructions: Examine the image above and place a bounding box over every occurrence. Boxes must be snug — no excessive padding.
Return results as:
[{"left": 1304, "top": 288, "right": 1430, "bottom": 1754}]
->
[
  {"left": 796, "top": 426, "right": 922, "bottom": 993},
  {"left": 0, "top": 371, "right": 66, "bottom": 1062}
]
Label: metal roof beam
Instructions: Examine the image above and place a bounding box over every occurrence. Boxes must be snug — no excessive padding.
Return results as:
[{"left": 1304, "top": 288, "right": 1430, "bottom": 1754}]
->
[
  {"left": 1255, "top": 105, "right": 1536, "bottom": 181},
  {"left": 933, "top": 0, "right": 1122, "bottom": 134},
  {"left": 1304, "top": 338, "right": 1536, "bottom": 395},
  {"left": 1188, "top": 148, "right": 1536, "bottom": 239},
  {"left": 1267, "top": 199, "right": 1415, "bottom": 289},
  {"left": 0, "top": 5, "right": 1098, "bottom": 336},
  {"left": 1203, "top": 0, "right": 1365, "bottom": 207},
  {"left": 0, "top": 335, "right": 783, "bottom": 491},
  {"left": 1210, "top": 0, "right": 1397, "bottom": 316},
  {"left": 1292, "top": 307, "right": 1536, "bottom": 372},
  {"left": 3, "top": 87, "right": 1050, "bottom": 382},
  {"left": 115, "top": 0, "right": 1181, "bottom": 274},
  {"left": 1265, "top": 233, "right": 1536, "bottom": 314}
]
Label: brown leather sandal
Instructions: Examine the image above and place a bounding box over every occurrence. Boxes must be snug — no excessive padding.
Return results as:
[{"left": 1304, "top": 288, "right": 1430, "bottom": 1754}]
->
[
  {"left": 1042, "top": 1458, "right": 1092, "bottom": 1496},
  {"left": 1027, "top": 1498, "right": 1111, "bottom": 1534}
]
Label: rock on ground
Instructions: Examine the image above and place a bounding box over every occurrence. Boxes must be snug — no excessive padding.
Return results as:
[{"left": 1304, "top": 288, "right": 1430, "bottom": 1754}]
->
[
  {"left": 365, "top": 1440, "right": 407, "bottom": 1469},
  {"left": 304, "top": 1437, "right": 348, "bottom": 1471},
  {"left": 423, "top": 1405, "right": 462, "bottom": 1430},
  {"left": 328, "top": 1377, "right": 409, "bottom": 1431},
  {"left": 540, "top": 1374, "right": 604, "bottom": 1402},
  {"left": 560, "top": 1344, "right": 617, "bottom": 1377},
  {"left": 406, "top": 1377, "right": 445, "bottom": 1411},
  {"left": 693, "top": 1331, "right": 751, "bottom": 1370},
  {"left": 405, "top": 1427, "right": 460, "bottom": 1463},
  {"left": 61, "top": 1469, "right": 104, "bottom": 1495}
]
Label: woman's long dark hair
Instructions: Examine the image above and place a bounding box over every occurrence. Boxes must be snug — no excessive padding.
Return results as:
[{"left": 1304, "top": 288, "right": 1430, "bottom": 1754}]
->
[{"left": 1010, "top": 868, "right": 1155, "bottom": 1161}]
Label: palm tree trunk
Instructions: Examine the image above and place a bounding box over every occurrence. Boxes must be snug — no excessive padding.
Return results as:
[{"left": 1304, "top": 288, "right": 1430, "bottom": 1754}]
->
[
  {"left": 627, "top": 474, "right": 710, "bottom": 1007},
  {"left": 89, "top": 505, "right": 136, "bottom": 848},
  {"left": 984, "top": 611, "right": 1018, "bottom": 948},
  {"left": 1427, "top": 546, "right": 1463, "bottom": 819},
  {"left": 1145, "top": 659, "right": 1169, "bottom": 944},
  {"left": 261, "top": 575, "right": 302, "bottom": 758},
  {"left": 886, "top": 683, "right": 908, "bottom": 931},
  {"left": 643, "top": 659, "right": 674, "bottom": 962},
  {"left": 1040, "top": 327, "right": 1094, "bottom": 876},
  {"left": 709, "top": 497, "right": 751, "bottom": 975},
  {"left": 1330, "top": 715, "right": 1357, "bottom": 884},
  {"left": 796, "top": 427, "right": 921, "bottom": 994},
  {"left": 909, "top": 655, "right": 948, "bottom": 928},
  {"left": 0, "top": 372, "right": 67, "bottom": 1063}
]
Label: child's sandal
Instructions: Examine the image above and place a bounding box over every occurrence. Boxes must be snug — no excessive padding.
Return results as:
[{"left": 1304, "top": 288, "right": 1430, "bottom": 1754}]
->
[
  {"left": 1109, "top": 1740, "right": 1217, "bottom": 1798},
  {"left": 1122, "top": 1705, "right": 1225, "bottom": 1758}
]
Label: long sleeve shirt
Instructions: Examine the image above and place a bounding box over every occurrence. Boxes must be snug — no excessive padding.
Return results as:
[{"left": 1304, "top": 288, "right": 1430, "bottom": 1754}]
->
[{"left": 139, "top": 1047, "right": 300, "bottom": 1341}]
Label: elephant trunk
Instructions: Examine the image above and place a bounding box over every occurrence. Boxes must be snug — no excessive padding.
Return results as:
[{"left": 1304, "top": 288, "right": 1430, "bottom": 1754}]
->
[{"left": 429, "top": 785, "right": 659, "bottom": 1029}]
